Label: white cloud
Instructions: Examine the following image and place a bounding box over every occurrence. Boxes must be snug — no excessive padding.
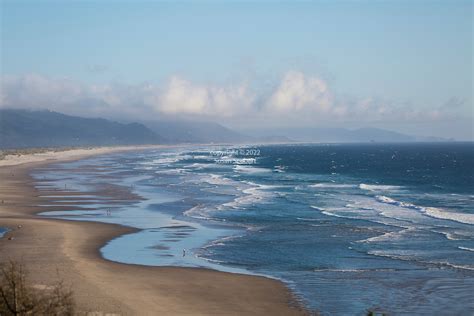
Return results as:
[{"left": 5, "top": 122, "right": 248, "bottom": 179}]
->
[
  {"left": 0, "top": 74, "right": 85, "bottom": 108},
  {"left": 0, "top": 72, "right": 464, "bottom": 125},
  {"left": 155, "top": 76, "right": 209, "bottom": 114},
  {"left": 267, "top": 71, "right": 332, "bottom": 113},
  {"left": 146, "top": 76, "right": 255, "bottom": 117}
]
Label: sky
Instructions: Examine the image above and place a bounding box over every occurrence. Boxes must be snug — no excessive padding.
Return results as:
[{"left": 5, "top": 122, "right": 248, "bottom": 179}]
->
[{"left": 0, "top": 0, "right": 472, "bottom": 140}]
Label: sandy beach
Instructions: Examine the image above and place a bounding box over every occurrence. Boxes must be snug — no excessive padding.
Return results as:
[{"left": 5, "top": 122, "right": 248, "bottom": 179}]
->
[{"left": 0, "top": 147, "right": 306, "bottom": 315}]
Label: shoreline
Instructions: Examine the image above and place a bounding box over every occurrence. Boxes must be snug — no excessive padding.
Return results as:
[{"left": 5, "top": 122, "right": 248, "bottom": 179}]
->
[
  {"left": 0, "top": 146, "right": 308, "bottom": 315},
  {"left": 0, "top": 145, "right": 175, "bottom": 167}
]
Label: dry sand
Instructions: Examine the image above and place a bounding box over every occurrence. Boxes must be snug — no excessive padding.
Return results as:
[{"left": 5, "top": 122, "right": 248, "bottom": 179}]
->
[
  {"left": 0, "top": 147, "right": 307, "bottom": 315},
  {"left": 0, "top": 145, "right": 167, "bottom": 167}
]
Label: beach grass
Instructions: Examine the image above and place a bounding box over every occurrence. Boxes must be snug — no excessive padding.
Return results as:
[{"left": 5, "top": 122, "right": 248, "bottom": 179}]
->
[{"left": 0, "top": 147, "right": 91, "bottom": 161}]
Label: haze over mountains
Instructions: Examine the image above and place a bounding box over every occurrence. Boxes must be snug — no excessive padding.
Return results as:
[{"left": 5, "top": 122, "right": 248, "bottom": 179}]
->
[
  {"left": 142, "top": 120, "right": 250, "bottom": 144},
  {"left": 0, "top": 109, "right": 450, "bottom": 149},
  {"left": 0, "top": 109, "right": 162, "bottom": 148},
  {"left": 244, "top": 127, "right": 450, "bottom": 143}
]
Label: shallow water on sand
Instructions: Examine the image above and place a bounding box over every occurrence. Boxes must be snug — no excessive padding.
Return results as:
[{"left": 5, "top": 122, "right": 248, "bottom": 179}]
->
[
  {"left": 0, "top": 227, "right": 8, "bottom": 238},
  {"left": 35, "top": 143, "right": 474, "bottom": 315}
]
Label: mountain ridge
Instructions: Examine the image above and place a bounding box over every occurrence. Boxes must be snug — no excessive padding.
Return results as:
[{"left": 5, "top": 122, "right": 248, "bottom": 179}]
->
[{"left": 0, "top": 109, "right": 452, "bottom": 149}]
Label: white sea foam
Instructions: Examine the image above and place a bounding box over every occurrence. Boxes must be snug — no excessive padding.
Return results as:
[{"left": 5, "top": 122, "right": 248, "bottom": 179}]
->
[
  {"left": 376, "top": 195, "right": 474, "bottom": 225},
  {"left": 312, "top": 203, "right": 376, "bottom": 221},
  {"left": 436, "top": 231, "right": 467, "bottom": 241},
  {"left": 315, "top": 195, "right": 425, "bottom": 228},
  {"left": 368, "top": 250, "right": 474, "bottom": 271},
  {"left": 375, "top": 195, "right": 418, "bottom": 209},
  {"left": 274, "top": 165, "right": 287, "bottom": 173},
  {"left": 233, "top": 165, "right": 271, "bottom": 173},
  {"left": 310, "top": 183, "right": 355, "bottom": 189},
  {"left": 200, "top": 174, "right": 236, "bottom": 186},
  {"left": 219, "top": 181, "right": 275, "bottom": 209},
  {"left": 183, "top": 163, "right": 213, "bottom": 170},
  {"left": 442, "top": 263, "right": 474, "bottom": 271},
  {"left": 423, "top": 207, "right": 474, "bottom": 225},
  {"left": 135, "top": 166, "right": 153, "bottom": 170},
  {"left": 313, "top": 268, "right": 397, "bottom": 273},
  {"left": 359, "top": 183, "right": 402, "bottom": 191},
  {"left": 154, "top": 168, "right": 187, "bottom": 175},
  {"left": 183, "top": 204, "right": 213, "bottom": 220},
  {"left": 321, "top": 210, "right": 346, "bottom": 218},
  {"left": 296, "top": 217, "right": 320, "bottom": 221},
  {"left": 194, "top": 256, "right": 227, "bottom": 264},
  {"left": 152, "top": 157, "right": 181, "bottom": 165},
  {"left": 458, "top": 246, "right": 474, "bottom": 252},
  {"left": 358, "top": 227, "right": 416, "bottom": 243},
  {"left": 221, "top": 188, "right": 268, "bottom": 209},
  {"left": 445, "top": 233, "right": 463, "bottom": 241},
  {"left": 375, "top": 195, "right": 474, "bottom": 225},
  {"left": 202, "top": 235, "right": 243, "bottom": 249},
  {"left": 191, "top": 155, "right": 212, "bottom": 160}
]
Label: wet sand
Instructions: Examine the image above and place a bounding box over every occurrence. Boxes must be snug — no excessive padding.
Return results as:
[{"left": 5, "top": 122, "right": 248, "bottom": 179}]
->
[{"left": 0, "top": 148, "right": 307, "bottom": 315}]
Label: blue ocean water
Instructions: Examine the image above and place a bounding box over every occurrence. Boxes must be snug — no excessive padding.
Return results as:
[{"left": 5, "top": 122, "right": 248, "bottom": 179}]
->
[{"left": 35, "top": 143, "right": 474, "bottom": 315}]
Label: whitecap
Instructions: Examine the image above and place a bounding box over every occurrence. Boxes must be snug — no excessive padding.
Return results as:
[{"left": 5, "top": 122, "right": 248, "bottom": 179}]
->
[
  {"left": 201, "top": 235, "right": 244, "bottom": 249},
  {"left": 221, "top": 187, "right": 270, "bottom": 209},
  {"left": 435, "top": 231, "right": 468, "bottom": 241},
  {"left": 310, "top": 183, "right": 355, "bottom": 189},
  {"left": 358, "top": 227, "right": 416, "bottom": 243},
  {"left": 359, "top": 183, "right": 402, "bottom": 191},
  {"left": 219, "top": 182, "right": 276, "bottom": 209},
  {"left": 313, "top": 268, "right": 397, "bottom": 273},
  {"left": 194, "top": 174, "right": 236, "bottom": 186},
  {"left": 296, "top": 217, "right": 319, "bottom": 221},
  {"left": 375, "top": 195, "right": 474, "bottom": 225},
  {"left": 151, "top": 157, "right": 182, "bottom": 165},
  {"left": 321, "top": 210, "right": 346, "bottom": 218},
  {"left": 375, "top": 195, "right": 418, "bottom": 209},
  {"left": 233, "top": 165, "right": 271, "bottom": 173},
  {"left": 274, "top": 165, "right": 287, "bottom": 173},
  {"left": 368, "top": 250, "right": 474, "bottom": 271},
  {"left": 458, "top": 246, "right": 474, "bottom": 252},
  {"left": 183, "top": 163, "right": 213, "bottom": 170},
  {"left": 423, "top": 207, "right": 474, "bottom": 225}
]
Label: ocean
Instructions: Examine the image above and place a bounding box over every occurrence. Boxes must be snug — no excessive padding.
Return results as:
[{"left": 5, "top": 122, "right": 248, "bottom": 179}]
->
[{"left": 35, "top": 143, "right": 474, "bottom": 315}]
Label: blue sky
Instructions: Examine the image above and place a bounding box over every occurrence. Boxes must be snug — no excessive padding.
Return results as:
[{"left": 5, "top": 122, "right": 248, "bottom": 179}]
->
[{"left": 1, "top": 0, "right": 472, "bottom": 139}]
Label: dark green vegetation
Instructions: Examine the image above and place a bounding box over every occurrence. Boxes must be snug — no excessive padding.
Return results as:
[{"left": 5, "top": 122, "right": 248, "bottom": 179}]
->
[
  {"left": 0, "top": 109, "right": 162, "bottom": 148},
  {"left": 0, "top": 261, "right": 74, "bottom": 316}
]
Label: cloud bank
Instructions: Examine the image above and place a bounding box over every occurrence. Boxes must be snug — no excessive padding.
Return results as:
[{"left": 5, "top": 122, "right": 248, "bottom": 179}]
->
[{"left": 0, "top": 72, "right": 462, "bottom": 126}]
